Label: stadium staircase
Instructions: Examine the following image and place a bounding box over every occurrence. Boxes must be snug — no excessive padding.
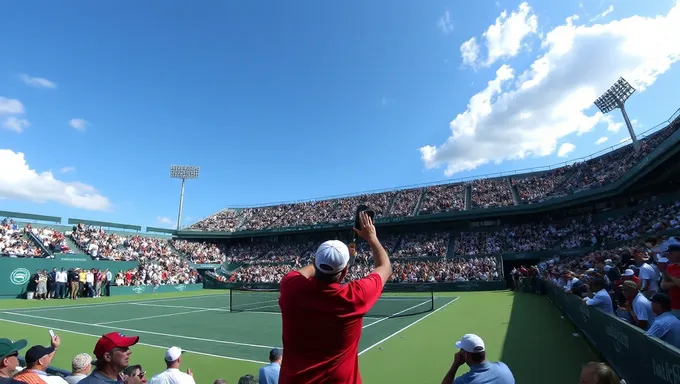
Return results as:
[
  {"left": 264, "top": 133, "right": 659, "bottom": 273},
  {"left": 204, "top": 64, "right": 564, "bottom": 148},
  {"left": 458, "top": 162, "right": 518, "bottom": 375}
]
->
[
  {"left": 445, "top": 233, "right": 458, "bottom": 259},
  {"left": 507, "top": 177, "right": 521, "bottom": 205},
  {"left": 25, "top": 230, "right": 51, "bottom": 257},
  {"left": 411, "top": 189, "right": 426, "bottom": 215},
  {"left": 464, "top": 184, "right": 472, "bottom": 210},
  {"left": 385, "top": 193, "right": 398, "bottom": 216}
]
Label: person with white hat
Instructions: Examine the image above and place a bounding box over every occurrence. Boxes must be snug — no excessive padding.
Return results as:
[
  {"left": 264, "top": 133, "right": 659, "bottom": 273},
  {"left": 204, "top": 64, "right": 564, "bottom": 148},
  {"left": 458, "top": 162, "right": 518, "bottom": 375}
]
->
[
  {"left": 148, "top": 347, "right": 194, "bottom": 384},
  {"left": 441, "top": 334, "right": 514, "bottom": 384},
  {"left": 278, "top": 211, "right": 392, "bottom": 384}
]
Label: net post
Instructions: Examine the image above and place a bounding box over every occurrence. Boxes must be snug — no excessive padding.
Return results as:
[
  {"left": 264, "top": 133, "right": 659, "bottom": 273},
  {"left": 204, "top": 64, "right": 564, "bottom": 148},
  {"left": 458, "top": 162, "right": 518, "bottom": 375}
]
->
[{"left": 229, "top": 288, "right": 233, "bottom": 312}]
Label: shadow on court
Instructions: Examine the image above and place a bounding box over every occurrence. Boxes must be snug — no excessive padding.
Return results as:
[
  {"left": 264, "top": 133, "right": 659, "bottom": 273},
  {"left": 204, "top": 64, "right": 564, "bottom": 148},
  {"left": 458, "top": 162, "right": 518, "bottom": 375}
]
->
[{"left": 500, "top": 292, "right": 597, "bottom": 384}]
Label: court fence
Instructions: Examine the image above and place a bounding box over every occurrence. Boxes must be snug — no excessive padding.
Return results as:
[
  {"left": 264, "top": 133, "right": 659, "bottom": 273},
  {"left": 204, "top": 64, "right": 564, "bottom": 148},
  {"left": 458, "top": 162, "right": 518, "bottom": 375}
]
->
[
  {"left": 545, "top": 282, "right": 680, "bottom": 384},
  {"left": 204, "top": 279, "right": 506, "bottom": 292}
]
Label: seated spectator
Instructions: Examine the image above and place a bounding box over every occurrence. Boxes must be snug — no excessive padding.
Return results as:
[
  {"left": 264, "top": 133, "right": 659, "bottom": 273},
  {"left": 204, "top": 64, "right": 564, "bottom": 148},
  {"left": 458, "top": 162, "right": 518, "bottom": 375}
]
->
[
  {"left": 237, "top": 375, "right": 257, "bottom": 384},
  {"left": 79, "top": 332, "right": 140, "bottom": 384},
  {"left": 647, "top": 293, "right": 680, "bottom": 349},
  {"left": 65, "top": 354, "right": 92, "bottom": 384},
  {"left": 14, "top": 335, "right": 66, "bottom": 384},
  {"left": 440, "top": 334, "right": 514, "bottom": 384},
  {"left": 121, "top": 366, "right": 146, "bottom": 384},
  {"left": 0, "top": 338, "right": 27, "bottom": 384},
  {"left": 148, "top": 347, "right": 194, "bottom": 384},
  {"left": 258, "top": 349, "right": 281, "bottom": 384},
  {"left": 578, "top": 362, "right": 621, "bottom": 384},
  {"left": 582, "top": 277, "right": 614, "bottom": 314},
  {"left": 617, "top": 281, "right": 655, "bottom": 330}
]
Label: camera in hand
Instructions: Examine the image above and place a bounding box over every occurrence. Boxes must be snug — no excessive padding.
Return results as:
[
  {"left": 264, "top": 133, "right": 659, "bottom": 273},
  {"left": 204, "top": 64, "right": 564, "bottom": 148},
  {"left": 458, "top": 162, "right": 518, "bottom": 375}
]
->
[{"left": 353, "top": 204, "right": 375, "bottom": 241}]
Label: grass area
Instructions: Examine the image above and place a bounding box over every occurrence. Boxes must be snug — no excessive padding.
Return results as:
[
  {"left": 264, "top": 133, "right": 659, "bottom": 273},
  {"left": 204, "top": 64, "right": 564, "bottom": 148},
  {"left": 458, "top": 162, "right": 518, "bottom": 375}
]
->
[{"left": 0, "top": 289, "right": 597, "bottom": 383}]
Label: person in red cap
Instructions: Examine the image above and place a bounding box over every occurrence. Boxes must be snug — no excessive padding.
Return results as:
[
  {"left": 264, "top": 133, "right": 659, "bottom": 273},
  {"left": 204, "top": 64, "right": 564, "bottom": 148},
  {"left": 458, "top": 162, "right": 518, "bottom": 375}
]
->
[{"left": 78, "top": 332, "right": 140, "bottom": 384}]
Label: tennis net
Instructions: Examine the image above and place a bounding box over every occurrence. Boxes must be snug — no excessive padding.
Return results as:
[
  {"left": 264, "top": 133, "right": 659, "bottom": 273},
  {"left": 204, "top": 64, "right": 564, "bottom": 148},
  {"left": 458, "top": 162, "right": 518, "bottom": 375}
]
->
[{"left": 229, "top": 284, "right": 435, "bottom": 318}]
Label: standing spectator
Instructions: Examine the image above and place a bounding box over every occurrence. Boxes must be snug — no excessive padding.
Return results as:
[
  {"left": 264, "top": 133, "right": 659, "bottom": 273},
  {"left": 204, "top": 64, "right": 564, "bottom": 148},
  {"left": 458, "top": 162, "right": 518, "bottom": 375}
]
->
[
  {"left": 78, "top": 269, "right": 86, "bottom": 298},
  {"left": 65, "top": 354, "right": 92, "bottom": 384},
  {"left": 582, "top": 278, "right": 614, "bottom": 314},
  {"left": 258, "top": 348, "right": 281, "bottom": 384},
  {"left": 55, "top": 268, "right": 67, "bottom": 300},
  {"left": 79, "top": 332, "right": 140, "bottom": 384},
  {"left": 658, "top": 238, "right": 680, "bottom": 317},
  {"left": 105, "top": 270, "right": 112, "bottom": 297},
  {"left": 36, "top": 270, "right": 48, "bottom": 300},
  {"left": 440, "top": 334, "right": 514, "bottom": 384},
  {"left": 618, "top": 281, "right": 655, "bottom": 330},
  {"left": 14, "top": 335, "right": 66, "bottom": 384},
  {"left": 647, "top": 293, "right": 680, "bottom": 349},
  {"left": 578, "top": 362, "right": 621, "bottom": 384},
  {"left": 48, "top": 268, "right": 57, "bottom": 299},
  {"left": 69, "top": 269, "right": 80, "bottom": 300},
  {"left": 635, "top": 251, "right": 659, "bottom": 298},
  {"left": 148, "top": 347, "right": 194, "bottom": 384},
  {"left": 0, "top": 338, "right": 27, "bottom": 383},
  {"left": 85, "top": 270, "right": 95, "bottom": 298},
  {"left": 95, "top": 270, "right": 103, "bottom": 298},
  {"left": 278, "top": 212, "right": 392, "bottom": 383}
]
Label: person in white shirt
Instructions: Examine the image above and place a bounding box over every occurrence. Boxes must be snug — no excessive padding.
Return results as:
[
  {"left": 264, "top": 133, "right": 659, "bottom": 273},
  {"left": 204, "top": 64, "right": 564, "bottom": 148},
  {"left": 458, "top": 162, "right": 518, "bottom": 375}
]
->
[
  {"left": 619, "top": 280, "right": 655, "bottom": 330},
  {"left": 85, "top": 271, "right": 95, "bottom": 298},
  {"left": 64, "top": 353, "right": 92, "bottom": 384},
  {"left": 55, "top": 268, "right": 68, "bottom": 299},
  {"left": 636, "top": 253, "right": 660, "bottom": 298},
  {"left": 582, "top": 277, "right": 614, "bottom": 314},
  {"left": 149, "top": 347, "right": 195, "bottom": 384}
]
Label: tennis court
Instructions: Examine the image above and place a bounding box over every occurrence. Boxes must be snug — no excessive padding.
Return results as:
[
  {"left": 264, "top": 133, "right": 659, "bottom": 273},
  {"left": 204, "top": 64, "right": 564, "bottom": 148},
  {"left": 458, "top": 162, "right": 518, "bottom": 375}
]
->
[{"left": 0, "top": 291, "right": 458, "bottom": 364}]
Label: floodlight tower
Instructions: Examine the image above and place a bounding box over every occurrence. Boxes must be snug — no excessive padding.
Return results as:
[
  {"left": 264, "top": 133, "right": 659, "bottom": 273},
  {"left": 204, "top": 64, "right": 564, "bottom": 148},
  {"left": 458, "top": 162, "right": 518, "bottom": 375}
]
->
[
  {"left": 593, "top": 77, "right": 640, "bottom": 151},
  {"left": 170, "top": 165, "right": 200, "bottom": 231}
]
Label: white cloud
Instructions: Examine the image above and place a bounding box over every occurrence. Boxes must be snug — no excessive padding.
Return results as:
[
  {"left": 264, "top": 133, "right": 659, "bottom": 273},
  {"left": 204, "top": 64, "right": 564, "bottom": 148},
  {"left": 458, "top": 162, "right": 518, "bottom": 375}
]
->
[
  {"left": 461, "top": 2, "right": 538, "bottom": 67},
  {"left": 595, "top": 136, "right": 609, "bottom": 145},
  {"left": 157, "top": 216, "right": 173, "bottom": 225},
  {"left": 557, "top": 143, "right": 576, "bottom": 157},
  {"left": 602, "top": 115, "right": 624, "bottom": 132},
  {"left": 0, "top": 97, "right": 24, "bottom": 114},
  {"left": 60, "top": 166, "right": 76, "bottom": 173},
  {"left": 19, "top": 74, "right": 57, "bottom": 89},
  {"left": 460, "top": 38, "right": 480, "bottom": 67},
  {"left": 2, "top": 117, "right": 30, "bottom": 133},
  {"left": 0, "top": 149, "right": 111, "bottom": 211},
  {"left": 421, "top": 3, "right": 680, "bottom": 175},
  {"left": 592, "top": 5, "right": 615, "bottom": 22},
  {"left": 69, "top": 118, "right": 89, "bottom": 132},
  {"left": 438, "top": 10, "right": 454, "bottom": 34}
]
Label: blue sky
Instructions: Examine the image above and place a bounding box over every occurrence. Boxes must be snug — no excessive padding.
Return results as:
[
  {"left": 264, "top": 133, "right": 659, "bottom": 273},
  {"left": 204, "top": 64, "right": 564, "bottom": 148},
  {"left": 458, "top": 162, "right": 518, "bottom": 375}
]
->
[{"left": 1, "top": 0, "right": 679, "bottom": 229}]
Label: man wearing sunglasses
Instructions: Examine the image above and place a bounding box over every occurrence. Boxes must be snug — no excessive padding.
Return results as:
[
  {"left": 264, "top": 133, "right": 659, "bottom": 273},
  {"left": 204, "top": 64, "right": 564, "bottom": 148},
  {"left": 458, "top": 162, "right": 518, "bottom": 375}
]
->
[
  {"left": 79, "top": 332, "right": 141, "bottom": 384},
  {"left": 0, "top": 338, "right": 27, "bottom": 384}
]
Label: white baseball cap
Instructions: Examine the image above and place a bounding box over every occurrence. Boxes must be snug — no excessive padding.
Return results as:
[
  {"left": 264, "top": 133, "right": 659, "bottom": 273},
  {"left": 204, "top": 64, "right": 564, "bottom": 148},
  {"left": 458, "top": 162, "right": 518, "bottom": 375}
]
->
[
  {"left": 455, "top": 334, "right": 485, "bottom": 353},
  {"left": 623, "top": 269, "right": 634, "bottom": 277},
  {"left": 165, "top": 346, "right": 183, "bottom": 362},
  {"left": 314, "top": 240, "right": 350, "bottom": 274}
]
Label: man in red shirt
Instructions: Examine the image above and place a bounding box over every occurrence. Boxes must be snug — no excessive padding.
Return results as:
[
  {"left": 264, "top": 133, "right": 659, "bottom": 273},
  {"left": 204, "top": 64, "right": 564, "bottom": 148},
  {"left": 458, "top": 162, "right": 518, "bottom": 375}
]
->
[
  {"left": 278, "top": 212, "right": 392, "bottom": 384},
  {"left": 658, "top": 237, "right": 680, "bottom": 318}
]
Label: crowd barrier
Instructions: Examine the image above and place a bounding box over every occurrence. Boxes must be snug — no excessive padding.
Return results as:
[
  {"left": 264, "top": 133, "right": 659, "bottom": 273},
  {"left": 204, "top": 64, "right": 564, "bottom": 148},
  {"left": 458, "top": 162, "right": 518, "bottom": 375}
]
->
[
  {"left": 0, "top": 258, "right": 138, "bottom": 298},
  {"left": 110, "top": 283, "right": 203, "bottom": 296},
  {"left": 545, "top": 282, "right": 680, "bottom": 384}
]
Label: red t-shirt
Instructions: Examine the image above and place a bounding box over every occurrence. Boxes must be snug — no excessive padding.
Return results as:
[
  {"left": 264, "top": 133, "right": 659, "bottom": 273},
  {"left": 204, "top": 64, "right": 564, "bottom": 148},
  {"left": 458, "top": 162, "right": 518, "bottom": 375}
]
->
[
  {"left": 278, "top": 271, "right": 383, "bottom": 384},
  {"left": 666, "top": 264, "right": 680, "bottom": 310}
]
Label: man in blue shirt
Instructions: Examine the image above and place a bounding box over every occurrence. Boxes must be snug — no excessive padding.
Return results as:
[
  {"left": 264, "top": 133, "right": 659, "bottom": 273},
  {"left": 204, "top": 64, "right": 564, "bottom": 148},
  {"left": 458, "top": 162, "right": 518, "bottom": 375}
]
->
[
  {"left": 441, "top": 334, "right": 514, "bottom": 384},
  {"left": 647, "top": 293, "right": 680, "bottom": 349},
  {"left": 259, "top": 348, "right": 281, "bottom": 384}
]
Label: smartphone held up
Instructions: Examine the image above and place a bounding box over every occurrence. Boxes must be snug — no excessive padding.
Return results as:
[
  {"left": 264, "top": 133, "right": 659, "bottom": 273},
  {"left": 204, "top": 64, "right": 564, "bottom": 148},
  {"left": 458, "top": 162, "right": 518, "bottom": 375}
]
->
[{"left": 352, "top": 204, "right": 375, "bottom": 242}]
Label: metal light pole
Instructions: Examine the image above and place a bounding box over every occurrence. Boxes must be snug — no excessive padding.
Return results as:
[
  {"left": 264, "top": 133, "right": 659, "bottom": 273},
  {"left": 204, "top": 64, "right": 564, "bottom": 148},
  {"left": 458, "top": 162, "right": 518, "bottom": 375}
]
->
[
  {"left": 170, "top": 165, "right": 200, "bottom": 231},
  {"left": 594, "top": 77, "right": 640, "bottom": 151}
]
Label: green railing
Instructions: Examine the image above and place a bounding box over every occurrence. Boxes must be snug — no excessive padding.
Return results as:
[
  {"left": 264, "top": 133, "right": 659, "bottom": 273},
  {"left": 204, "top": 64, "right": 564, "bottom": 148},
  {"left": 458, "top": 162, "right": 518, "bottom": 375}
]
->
[
  {"left": 67, "top": 218, "right": 142, "bottom": 232},
  {"left": 0, "top": 211, "right": 60, "bottom": 223},
  {"left": 545, "top": 283, "right": 680, "bottom": 384}
]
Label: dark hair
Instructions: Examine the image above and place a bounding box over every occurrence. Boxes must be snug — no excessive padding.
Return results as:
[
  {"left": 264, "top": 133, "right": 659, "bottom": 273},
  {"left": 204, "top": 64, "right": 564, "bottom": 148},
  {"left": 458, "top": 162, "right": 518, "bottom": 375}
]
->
[
  {"left": 214, "top": 380, "right": 227, "bottom": 384},
  {"left": 469, "top": 351, "right": 485, "bottom": 364},
  {"left": 314, "top": 268, "right": 344, "bottom": 283},
  {"left": 582, "top": 362, "right": 620, "bottom": 384},
  {"left": 122, "top": 364, "right": 143, "bottom": 378},
  {"left": 237, "top": 374, "right": 258, "bottom": 384}
]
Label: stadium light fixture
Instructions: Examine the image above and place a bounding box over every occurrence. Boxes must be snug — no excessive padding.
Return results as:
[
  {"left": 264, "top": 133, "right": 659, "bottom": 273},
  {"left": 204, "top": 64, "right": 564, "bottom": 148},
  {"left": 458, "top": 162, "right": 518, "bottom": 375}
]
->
[
  {"left": 170, "top": 165, "right": 200, "bottom": 231},
  {"left": 593, "top": 77, "right": 640, "bottom": 150}
]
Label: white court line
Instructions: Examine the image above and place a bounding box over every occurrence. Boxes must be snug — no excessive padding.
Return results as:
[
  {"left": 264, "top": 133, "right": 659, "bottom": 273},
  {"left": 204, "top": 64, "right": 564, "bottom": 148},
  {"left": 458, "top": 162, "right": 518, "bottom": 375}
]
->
[
  {"left": 12, "top": 294, "right": 228, "bottom": 314},
  {"left": 98, "top": 308, "right": 214, "bottom": 325},
  {"left": 0, "top": 318, "right": 267, "bottom": 365},
  {"left": 131, "top": 303, "right": 230, "bottom": 312},
  {"left": 1, "top": 311, "right": 278, "bottom": 350},
  {"left": 358, "top": 297, "right": 460, "bottom": 356},
  {"left": 361, "top": 300, "right": 431, "bottom": 330}
]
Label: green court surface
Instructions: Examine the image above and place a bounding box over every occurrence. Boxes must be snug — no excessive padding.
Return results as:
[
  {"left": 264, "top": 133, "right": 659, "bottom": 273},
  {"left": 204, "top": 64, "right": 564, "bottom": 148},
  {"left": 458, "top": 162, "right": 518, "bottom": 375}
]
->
[{"left": 0, "top": 290, "right": 597, "bottom": 383}]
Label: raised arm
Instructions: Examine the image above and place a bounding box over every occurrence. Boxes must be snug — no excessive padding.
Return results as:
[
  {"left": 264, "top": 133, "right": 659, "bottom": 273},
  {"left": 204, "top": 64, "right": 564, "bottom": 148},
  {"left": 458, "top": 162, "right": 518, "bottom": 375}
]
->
[{"left": 353, "top": 211, "right": 392, "bottom": 286}]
